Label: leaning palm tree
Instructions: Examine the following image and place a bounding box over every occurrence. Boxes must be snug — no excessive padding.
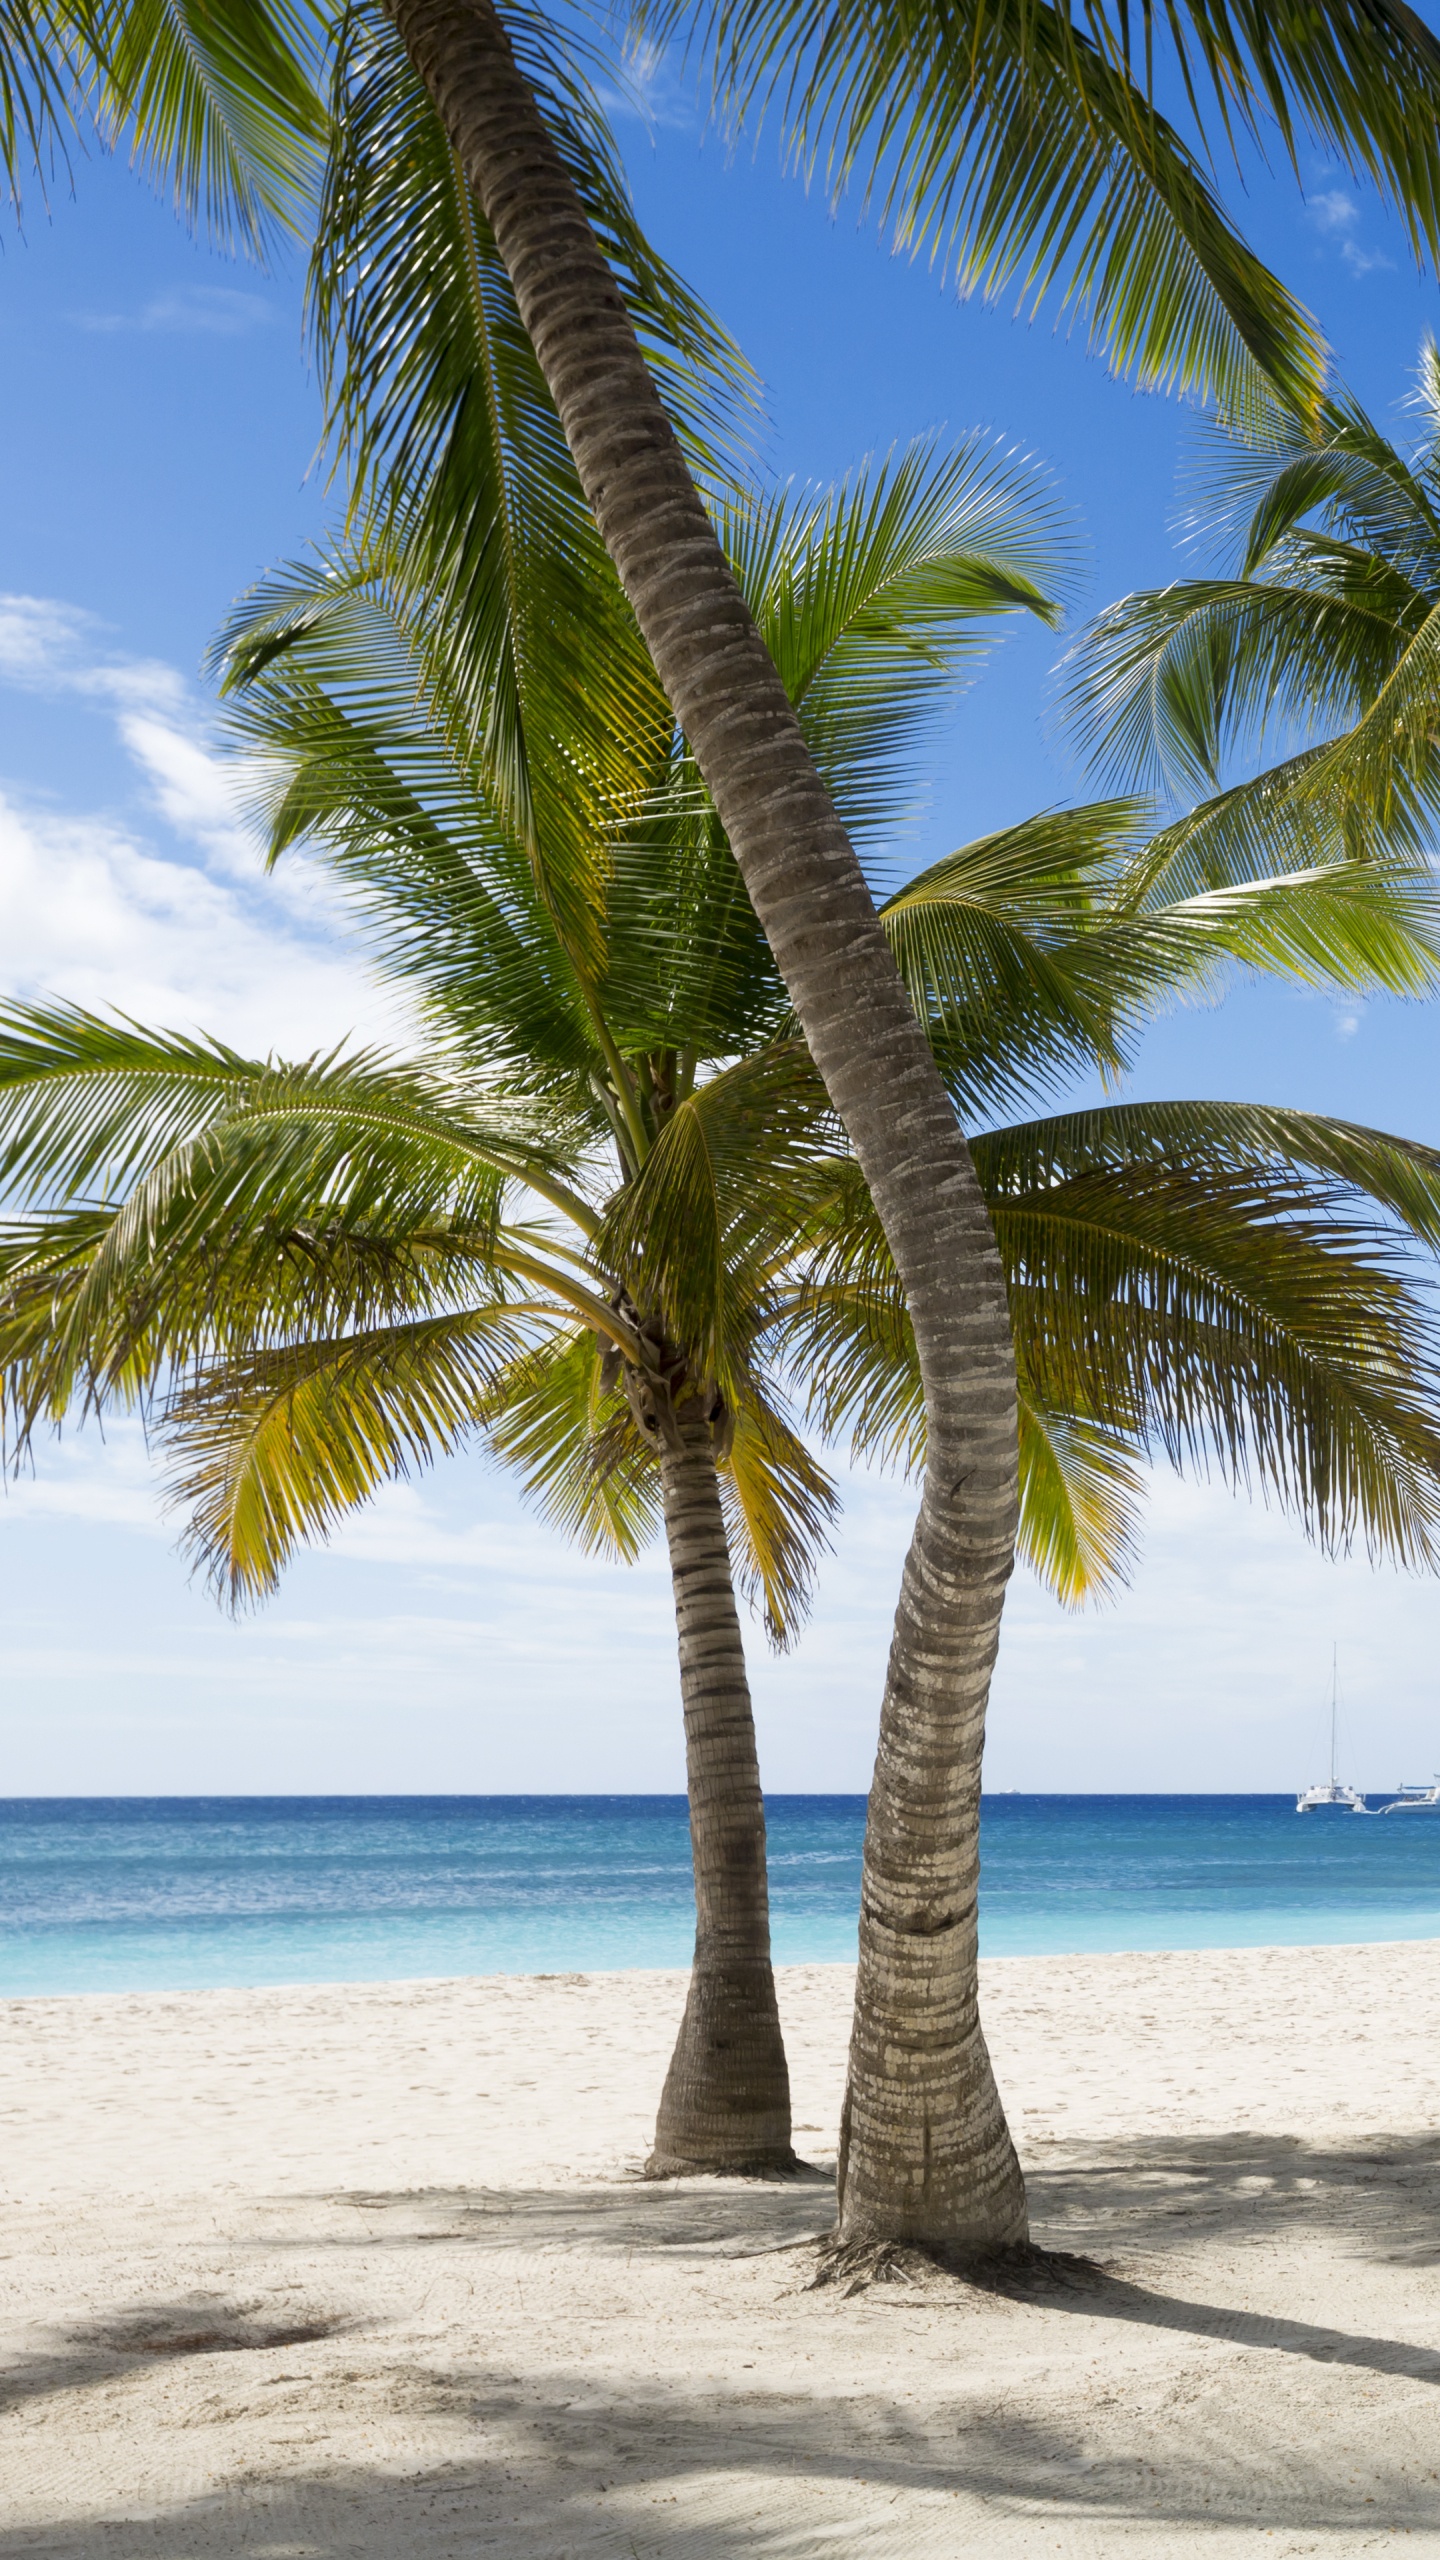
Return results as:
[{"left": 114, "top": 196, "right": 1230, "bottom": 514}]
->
[
  {"left": 16, "top": 0, "right": 1440, "bottom": 2258},
  {"left": 315, "top": 0, "right": 1440, "bottom": 2260}
]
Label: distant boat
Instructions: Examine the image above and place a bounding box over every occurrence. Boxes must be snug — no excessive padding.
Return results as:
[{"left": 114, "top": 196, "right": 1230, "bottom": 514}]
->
[
  {"left": 1377, "top": 1780, "right": 1440, "bottom": 1814},
  {"left": 1296, "top": 1647, "right": 1369, "bottom": 1813}
]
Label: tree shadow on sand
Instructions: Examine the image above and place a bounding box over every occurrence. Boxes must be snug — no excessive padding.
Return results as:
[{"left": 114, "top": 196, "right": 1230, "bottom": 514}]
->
[
  {"left": 293, "top": 2121, "right": 1440, "bottom": 2291},
  {"left": 8, "top": 2134, "right": 1440, "bottom": 2553},
  {"left": 1, "top": 2337, "right": 1437, "bottom": 2557},
  {"left": 1025, "top": 2124, "right": 1440, "bottom": 2271}
]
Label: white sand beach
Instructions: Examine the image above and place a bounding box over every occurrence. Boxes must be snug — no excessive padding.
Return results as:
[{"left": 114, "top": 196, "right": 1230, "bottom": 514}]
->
[{"left": 4, "top": 1941, "right": 1440, "bottom": 2556}]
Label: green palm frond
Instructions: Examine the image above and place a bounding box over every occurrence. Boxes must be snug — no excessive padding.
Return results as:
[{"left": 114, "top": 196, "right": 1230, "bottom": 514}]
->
[
  {"left": 1, "top": 0, "right": 88, "bottom": 207},
  {"left": 1065, "top": 575, "right": 1421, "bottom": 797},
  {"left": 216, "top": 510, "right": 667, "bottom": 994},
  {"left": 162, "top": 1304, "right": 542, "bottom": 1602},
  {"left": 92, "top": 0, "right": 325, "bottom": 251},
  {"left": 215, "top": 553, "right": 633, "bottom": 1082},
  {"left": 1096, "top": 854, "right": 1440, "bottom": 1014},
  {"left": 483, "top": 1326, "right": 663, "bottom": 1560},
  {"left": 312, "top": 0, "right": 750, "bottom": 529},
  {"left": 778, "top": 1102, "right": 1440, "bottom": 1596},
  {"left": 652, "top": 0, "right": 1382, "bottom": 418},
  {"left": 0, "top": 1000, "right": 264, "bottom": 1195},
  {"left": 981, "top": 1098, "right": 1440, "bottom": 1253},
  {"left": 598, "top": 781, "right": 786, "bottom": 1065},
  {"left": 721, "top": 436, "right": 1068, "bottom": 844},
  {"left": 0, "top": 1004, "right": 622, "bottom": 1462},
  {"left": 0, "top": 1001, "right": 577, "bottom": 1216},
  {"left": 1067, "top": 365, "right": 1440, "bottom": 932},
  {"left": 3, "top": 0, "right": 324, "bottom": 245},
  {"left": 869, "top": 793, "right": 1440, "bottom": 1114},
  {"left": 598, "top": 1045, "right": 835, "bottom": 1398},
  {"left": 1187, "top": 386, "right": 1440, "bottom": 580},
  {"left": 878, "top": 801, "right": 1146, "bottom": 1109},
  {"left": 1015, "top": 1395, "right": 1147, "bottom": 1605},
  {"left": 720, "top": 1384, "right": 839, "bottom": 1647}
]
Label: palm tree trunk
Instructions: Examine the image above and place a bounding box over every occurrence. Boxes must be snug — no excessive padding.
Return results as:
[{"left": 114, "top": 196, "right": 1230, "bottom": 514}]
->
[
  {"left": 648, "top": 1403, "right": 793, "bottom": 2175},
  {"left": 386, "top": 0, "right": 1026, "bottom": 2253}
]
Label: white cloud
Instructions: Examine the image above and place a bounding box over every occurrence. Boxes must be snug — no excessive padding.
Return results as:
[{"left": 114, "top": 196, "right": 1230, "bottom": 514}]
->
[
  {"left": 73, "top": 285, "right": 277, "bottom": 337},
  {"left": 1, "top": 1424, "right": 163, "bottom": 1533},
  {"left": 0, "top": 788, "right": 384, "bottom": 1054},
  {"left": 0, "top": 590, "right": 405, "bottom": 1055},
  {"left": 1305, "top": 185, "right": 1393, "bottom": 277},
  {"left": 107, "top": 702, "right": 254, "bottom": 867},
  {"left": 1308, "top": 186, "right": 1360, "bottom": 236},
  {"left": 0, "top": 593, "right": 94, "bottom": 686},
  {"left": 598, "top": 36, "right": 696, "bottom": 131},
  {"left": 1340, "top": 241, "right": 1393, "bottom": 279}
]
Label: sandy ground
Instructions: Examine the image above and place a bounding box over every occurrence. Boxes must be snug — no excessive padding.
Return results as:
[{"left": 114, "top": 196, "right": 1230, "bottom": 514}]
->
[{"left": 4, "top": 1943, "right": 1440, "bottom": 2557}]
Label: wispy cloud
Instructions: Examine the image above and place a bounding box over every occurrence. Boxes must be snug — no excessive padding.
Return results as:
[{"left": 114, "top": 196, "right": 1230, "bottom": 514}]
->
[
  {"left": 1305, "top": 185, "right": 1394, "bottom": 278},
  {"left": 597, "top": 35, "right": 697, "bottom": 132},
  {"left": 72, "top": 285, "right": 277, "bottom": 337},
  {"left": 0, "top": 593, "right": 95, "bottom": 686},
  {"left": 0, "top": 589, "right": 405, "bottom": 1055}
]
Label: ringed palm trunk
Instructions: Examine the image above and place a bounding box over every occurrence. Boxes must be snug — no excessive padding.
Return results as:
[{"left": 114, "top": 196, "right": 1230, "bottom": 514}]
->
[
  {"left": 386, "top": 0, "right": 1027, "bottom": 2253},
  {"left": 648, "top": 1402, "right": 794, "bottom": 2175}
]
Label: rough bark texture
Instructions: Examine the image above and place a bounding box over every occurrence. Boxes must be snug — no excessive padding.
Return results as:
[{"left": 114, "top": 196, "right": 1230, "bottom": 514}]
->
[
  {"left": 647, "top": 1406, "right": 793, "bottom": 2175},
  {"left": 385, "top": 0, "right": 1027, "bottom": 2252}
]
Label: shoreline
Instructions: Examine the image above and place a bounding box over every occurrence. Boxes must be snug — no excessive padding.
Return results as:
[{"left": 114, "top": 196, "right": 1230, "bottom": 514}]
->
[
  {"left": 6, "top": 1941, "right": 1440, "bottom": 2551},
  {"left": 7, "top": 1919, "right": 1440, "bottom": 2007},
  {"left": 9, "top": 1921, "right": 1440, "bottom": 2003}
]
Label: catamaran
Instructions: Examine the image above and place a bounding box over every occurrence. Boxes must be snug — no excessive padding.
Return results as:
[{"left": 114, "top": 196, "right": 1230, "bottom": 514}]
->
[{"left": 1296, "top": 1648, "right": 1368, "bottom": 1813}]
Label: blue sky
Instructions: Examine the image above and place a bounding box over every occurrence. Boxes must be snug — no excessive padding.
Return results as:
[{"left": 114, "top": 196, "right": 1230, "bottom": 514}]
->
[{"left": 4, "top": 52, "right": 1440, "bottom": 1795}]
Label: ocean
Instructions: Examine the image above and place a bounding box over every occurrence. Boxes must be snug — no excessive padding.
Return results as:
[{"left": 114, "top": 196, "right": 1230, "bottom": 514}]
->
[{"left": 1, "top": 1794, "right": 1439, "bottom": 1996}]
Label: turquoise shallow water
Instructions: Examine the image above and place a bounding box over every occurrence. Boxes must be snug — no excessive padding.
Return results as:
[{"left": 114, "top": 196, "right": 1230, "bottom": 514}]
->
[{"left": 2, "top": 1795, "right": 1439, "bottom": 1995}]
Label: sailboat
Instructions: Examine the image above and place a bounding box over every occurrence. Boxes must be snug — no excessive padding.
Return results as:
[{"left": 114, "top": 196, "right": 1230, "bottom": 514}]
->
[{"left": 1295, "top": 1648, "right": 1368, "bottom": 1813}]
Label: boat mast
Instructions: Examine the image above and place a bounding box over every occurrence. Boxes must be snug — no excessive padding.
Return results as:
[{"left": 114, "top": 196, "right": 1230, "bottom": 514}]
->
[{"left": 1330, "top": 1644, "right": 1338, "bottom": 1791}]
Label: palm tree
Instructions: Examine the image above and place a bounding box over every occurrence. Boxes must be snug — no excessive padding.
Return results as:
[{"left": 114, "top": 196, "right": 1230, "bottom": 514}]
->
[
  {"left": 16, "top": 0, "right": 1440, "bottom": 2259},
  {"left": 0, "top": 436, "right": 1067, "bottom": 2176}
]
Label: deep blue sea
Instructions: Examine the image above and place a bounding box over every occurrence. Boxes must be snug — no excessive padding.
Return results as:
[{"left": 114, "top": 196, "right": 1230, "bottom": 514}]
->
[{"left": 2, "top": 1795, "right": 1440, "bottom": 1996}]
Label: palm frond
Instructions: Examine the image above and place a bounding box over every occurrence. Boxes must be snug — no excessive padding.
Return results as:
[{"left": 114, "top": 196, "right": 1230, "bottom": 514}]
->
[
  {"left": 162, "top": 1304, "right": 541, "bottom": 1602},
  {"left": 720, "top": 1383, "right": 839, "bottom": 1648},
  {"left": 1065, "top": 574, "right": 1422, "bottom": 797},
  {"left": 1015, "top": 1394, "right": 1147, "bottom": 1605},
  {"left": 94, "top": 0, "right": 325, "bottom": 253},
  {"left": 779, "top": 1104, "right": 1440, "bottom": 1588},
  {"left": 312, "top": 0, "right": 750, "bottom": 514},
  {"left": 598, "top": 780, "right": 787, "bottom": 1064},
  {"left": 216, "top": 502, "right": 666, "bottom": 992},
  {"left": 721, "top": 435, "right": 1068, "bottom": 844},
  {"left": 656, "top": 0, "right": 1353, "bottom": 418},
  {"left": 598, "top": 1045, "right": 834, "bottom": 1398},
  {"left": 0, "top": 0, "right": 87, "bottom": 209},
  {"left": 878, "top": 800, "right": 1147, "bottom": 1109},
  {"left": 484, "top": 1325, "right": 664, "bottom": 1559}
]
